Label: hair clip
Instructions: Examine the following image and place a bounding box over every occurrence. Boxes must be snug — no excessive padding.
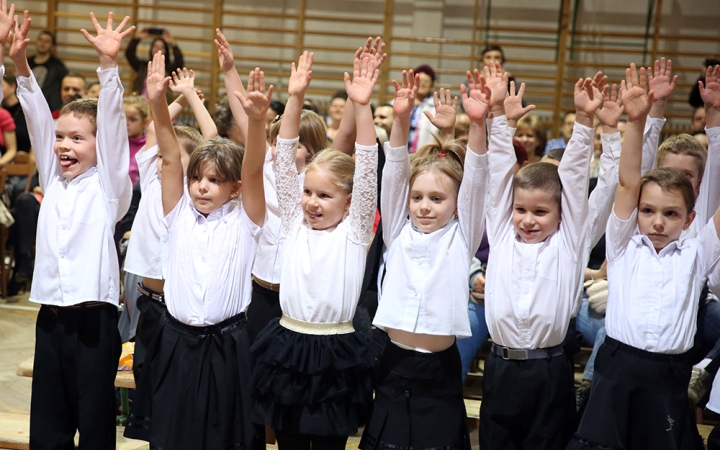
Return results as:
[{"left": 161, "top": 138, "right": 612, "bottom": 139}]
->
[
  {"left": 438, "top": 152, "right": 446, "bottom": 157},
  {"left": 272, "top": 114, "right": 283, "bottom": 124}
]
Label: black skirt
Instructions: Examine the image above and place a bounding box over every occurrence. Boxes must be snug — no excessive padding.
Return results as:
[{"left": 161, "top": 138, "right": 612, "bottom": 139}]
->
[
  {"left": 124, "top": 311, "right": 256, "bottom": 450},
  {"left": 359, "top": 341, "right": 471, "bottom": 450},
  {"left": 251, "top": 317, "right": 380, "bottom": 436}
]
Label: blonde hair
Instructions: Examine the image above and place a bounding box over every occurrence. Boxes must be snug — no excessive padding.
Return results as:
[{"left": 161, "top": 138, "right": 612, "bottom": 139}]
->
[
  {"left": 409, "top": 136, "right": 466, "bottom": 195},
  {"left": 123, "top": 95, "right": 150, "bottom": 122},
  {"left": 186, "top": 137, "right": 244, "bottom": 184},
  {"left": 269, "top": 110, "right": 327, "bottom": 161},
  {"left": 657, "top": 134, "right": 707, "bottom": 181},
  {"left": 305, "top": 149, "right": 355, "bottom": 194},
  {"left": 60, "top": 98, "right": 98, "bottom": 134},
  {"left": 174, "top": 125, "right": 203, "bottom": 156}
]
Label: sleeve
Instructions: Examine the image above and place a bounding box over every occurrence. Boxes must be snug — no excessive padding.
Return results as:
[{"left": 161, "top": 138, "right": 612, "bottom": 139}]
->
[
  {"left": 380, "top": 142, "right": 410, "bottom": 247},
  {"left": 240, "top": 204, "right": 264, "bottom": 242},
  {"left": 640, "top": 117, "right": 665, "bottom": 176},
  {"left": 16, "top": 70, "right": 58, "bottom": 193},
  {"left": 695, "top": 126, "right": 720, "bottom": 228},
  {"left": 508, "top": 126, "right": 517, "bottom": 138},
  {"left": 164, "top": 191, "right": 188, "bottom": 228},
  {"left": 485, "top": 115, "right": 516, "bottom": 246},
  {"left": 347, "top": 143, "right": 378, "bottom": 245},
  {"left": 96, "top": 67, "right": 132, "bottom": 222},
  {"left": 605, "top": 208, "right": 638, "bottom": 263},
  {"left": 697, "top": 219, "right": 720, "bottom": 281},
  {"left": 118, "top": 183, "right": 142, "bottom": 236},
  {"left": 0, "top": 108, "right": 16, "bottom": 132},
  {"left": 125, "top": 38, "right": 142, "bottom": 71},
  {"left": 136, "top": 144, "right": 158, "bottom": 193},
  {"left": 468, "top": 257, "right": 484, "bottom": 290},
  {"left": 458, "top": 149, "right": 488, "bottom": 259},
  {"left": 558, "top": 122, "right": 593, "bottom": 260},
  {"left": 586, "top": 132, "right": 620, "bottom": 252},
  {"left": 274, "top": 136, "right": 303, "bottom": 237}
]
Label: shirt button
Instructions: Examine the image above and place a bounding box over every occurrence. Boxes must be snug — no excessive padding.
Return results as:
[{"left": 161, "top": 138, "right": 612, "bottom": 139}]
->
[{"left": 201, "top": 257, "right": 206, "bottom": 262}]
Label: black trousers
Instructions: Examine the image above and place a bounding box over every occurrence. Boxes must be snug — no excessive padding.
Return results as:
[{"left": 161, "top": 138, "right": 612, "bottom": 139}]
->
[
  {"left": 247, "top": 280, "right": 282, "bottom": 344},
  {"left": 132, "top": 291, "right": 166, "bottom": 382},
  {"left": 30, "top": 303, "right": 121, "bottom": 450},
  {"left": 479, "top": 351, "right": 575, "bottom": 450},
  {"left": 709, "top": 424, "right": 720, "bottom": 450},
  {"left": 275, "top": 429, "right": 348, "bottom": 450}
]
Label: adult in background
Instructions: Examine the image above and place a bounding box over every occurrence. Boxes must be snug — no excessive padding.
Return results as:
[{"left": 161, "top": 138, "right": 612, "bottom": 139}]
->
[
  {"left": 52, "top": 72, "right": 85, "bottom": 118},
  {"left": 326, "top": 90, "right": 346, "bottom": 141},
  {"left": 28, "top": 30, "right": 68, "bottom": 112},
  {"left": 125, "top": 27, "right": 184, "bottom": 97},
  {"left": 407, "top": 64, "right": 436, "bottom": 153}
]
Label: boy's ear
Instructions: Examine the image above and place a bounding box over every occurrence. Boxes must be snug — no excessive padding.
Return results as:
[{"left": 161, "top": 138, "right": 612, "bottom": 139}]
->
[
  {"left": 684, "top": 210, "right": 697, "bottom": 230},
  {"left": 233, "top": 180, "right": 242, "bottom": 198},
  {"left": 345, "top": 193, "right": 352, "bottom": 210}
]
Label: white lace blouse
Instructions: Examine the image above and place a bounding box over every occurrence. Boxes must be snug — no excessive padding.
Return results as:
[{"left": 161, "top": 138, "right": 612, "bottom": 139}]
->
[{"left": 275, "top": 137, "right": 378, "bottom": 324}]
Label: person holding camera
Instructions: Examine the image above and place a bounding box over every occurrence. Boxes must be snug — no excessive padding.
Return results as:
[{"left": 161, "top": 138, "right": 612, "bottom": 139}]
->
[{"left": 125, "top": 27, "right": 184, "bottom": 97}]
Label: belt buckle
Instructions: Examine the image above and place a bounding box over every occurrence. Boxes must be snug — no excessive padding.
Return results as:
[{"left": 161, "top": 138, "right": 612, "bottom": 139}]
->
[{"left": 502, "top": 347, "right": 528, "bottom": 361}]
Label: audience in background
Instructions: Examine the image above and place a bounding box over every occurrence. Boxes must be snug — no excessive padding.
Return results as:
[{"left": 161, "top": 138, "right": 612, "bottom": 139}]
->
[{"left": 27, "top": 29, "right": 67, "bottom": 112}]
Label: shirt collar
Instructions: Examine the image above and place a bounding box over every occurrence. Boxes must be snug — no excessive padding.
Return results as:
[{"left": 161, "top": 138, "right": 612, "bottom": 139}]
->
[
  {"left": 61, "top": 166, "right": 97, "bottom": 188},
  {"left": 191, "top": 198, "right": 237, "bottom": 224},
  {"left": 632, "top": 233, "right": 687, "bottom": 257}
]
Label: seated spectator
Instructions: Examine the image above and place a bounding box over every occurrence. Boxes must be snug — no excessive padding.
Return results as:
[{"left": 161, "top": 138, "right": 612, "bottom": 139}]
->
[
  {"left": 373, "top": 103, "right": 393, "bottom": 137},
  {"left": 693, "top": 105, "right": 706, "bottom": 132},
  {"left": 480, "top": 45, "right": 524, "bottom": 106},
  {"left": 0, "top": 106, "right": 17, "bottom": 165},
  {"left": 85, "top": 80, "right": 100, "bottom": 98},
  {"left": 544, "top": 111, "right": 575, "bottom": 153},
  {"left": 302, "top": 98, "right": 319, "bottom": 114},
  {"left": 1, "top": 73, "right": 30, "bottom": 154},
  {"left": 407, "top": 64, "right": 436, "bottom": 153},
  {"left": 454, "top": 112, "right": 470, "bottom": 146},
  {"left": 326, "top": 90, "right": 346, "bottom": 141},
  {"left": 125, "top": 27, "right": 184, "bottom": 97},
  {"left": 689, "top": 57, "right": 719, "bottom": 108},
  {"left": 213, "top": 97, "right": 244, "bottom": 146},
  {"left": 515, "top": 114, "right": 547, "bottom": 162},
  {"left": 693, "top": 130, "right": 709, "bottom": 151},
  {"left": 266, "top": 99, "right": 285, "bottom": 136},
  {"left": 28, "top": 30, "right": 68, "bottom": 112},
  {"left": 52, "top": 72, "right": 85, "bottom": 118}
]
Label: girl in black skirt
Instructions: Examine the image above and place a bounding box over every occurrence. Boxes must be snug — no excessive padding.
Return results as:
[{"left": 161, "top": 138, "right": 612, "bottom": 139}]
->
[
  {"left": 251, "top": 54, "right": 380, "bottom": 449},
  {"left": 360, "top": 70, "right": 490, "bottom": 449},
  {"left": 124, "top": 53, "right": 269, "bottom": 449}
]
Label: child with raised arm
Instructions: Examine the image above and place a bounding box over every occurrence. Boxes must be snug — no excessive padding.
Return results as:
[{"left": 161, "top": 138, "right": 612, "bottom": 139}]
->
[
  {"left": 480, "top": 62, "right": 601, "bottom": 449},
  {"left": 360, "top": 68, "right": 489, "bottom": 449},
  {"left": 251, "top": 55, "right": 379, "bottom": 449},
  {"left": 124, "top": 52, "right": 266, "bottom": 450},
  {"left": 8, "top": 10, "right": 134, "bottom": 448},
  {"left": 122, "top": 67, "right": 216, "bottom": 382}
]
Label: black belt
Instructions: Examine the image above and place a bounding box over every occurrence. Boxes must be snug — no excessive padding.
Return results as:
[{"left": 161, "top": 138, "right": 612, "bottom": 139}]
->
[
  {"left": 491, "top": 343, "right": 564, "bottom": 361},
  {"left": 137, "top": 283, "right": 165, "bottom": 304}
]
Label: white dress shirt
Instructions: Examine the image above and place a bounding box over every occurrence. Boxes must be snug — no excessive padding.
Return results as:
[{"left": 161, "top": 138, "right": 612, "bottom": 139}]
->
[
  {"left": 605, "top": 210, "right": 720, "bottom": 354},
  {"left": 372, "top": 143, "right": 488, "bottom": 338},
  {"left": 703, "top": 127, "right": 720, "bottom": 296},
  {"left": 275, "top": 137, "right": 377, "bottom": 324},
  {"left": 164, "top": 195, "right": 262, "bottom": 325},
  {"left": 484, "top": 116, "right": 592, "bottom": 349},
  {"left": 124, "top": 145, "right": 168, "bottom": 279},
  {"left": 17, "top": 66, "right": 132, "bottom": 307}
]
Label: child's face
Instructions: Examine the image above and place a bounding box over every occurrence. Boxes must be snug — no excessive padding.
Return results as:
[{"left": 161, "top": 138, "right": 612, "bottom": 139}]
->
[
  {"left": 188, "top": 162, "right": 241, "bottom": 216},
  {"left": 515, "top": 126, "right": 537, "bottom": 155},
  {"left": 54, "top": 113, "right": 97, "bottom": 179},
  {"left": 329, "top": 98, "right": 346, "bottom": 122},
  {"left": 638, "top": 182, "right": 695, "bottom": 252},
  {"left": 481, "top": 50, "right": 503, "bottom": 69},
  {"left": 302, "top": 167, "right": 351, "bottom": 230},
  {"left": 2, "top": 80, "right": 15, "bottom": 100},
  {"left": 124, "top": 106, "right": 146, "bottom": 139},
  {"left": 408, "top": 170, "right": 458, "bottom": 234},
  {"left": 658, "top": 154, "right": 701, "bottom": 194},
  {"left": 86, "top": 84, "right": 100, "bottom": 98},
  {"left": 512, "top": 187, "right": 560, "bottom": 243}
]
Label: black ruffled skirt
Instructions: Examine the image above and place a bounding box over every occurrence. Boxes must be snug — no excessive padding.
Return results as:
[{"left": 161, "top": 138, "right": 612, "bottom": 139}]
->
[
  {"left": 124, "top": 311, "right": 255, "bottom": 450},
  {"left": 251, "top": 317, "right": 381, "bottom": 436}
]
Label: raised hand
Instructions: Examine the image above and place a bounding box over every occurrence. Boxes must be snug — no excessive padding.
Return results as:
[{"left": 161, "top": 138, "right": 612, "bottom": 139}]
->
[
  {"left": 169, "top": 67, "right": 195, "bottom": 96},
  {"left": 483, "top": 61, "right": 508, "bottom": 107},
  {"left": 234, "top": 67, "right": 273, "bottom": 121},
  {"left": 288, "top": 51, "right": 313, "bottom": 97},
  {"left": 80, "top": 12, "right": 135, "bottom": 67},
  {"left": 391, "top": 69, "right": 418, "bottom": 122},
  {"left": 343, "top": 56, "right": 378, "bottom": 106},
  {"left": 596, "top": 84, "right": 624, "bottom": 128},
  {"left": 504, "top": 81, "right": 536, "bottom": 124},
  {"left": 621, "top": 63, "right": 654, "bottom": 122},
  {"left": 699, "top": 64, "right": 720, "bottom": 110},
  {"left": 461, "top": 69, "right": 491, "bottom": 122},
  {"left": 8, "top": 10, "right": 31, "bottom": 62},
  {"left": 647, "top": 57, "right": 677, "bottom": 103},
  {"left": 574, "top": 71, "right": 606, "bottom": 119},
  {"left": 0, "top": 0, "right": 16, "bottom": 45},
  {"left": 146, "top": 51, "right": 171, "bottom": 103},
  {"left": 215, "top": 29, "right": 236, "bottom": 73},
  {"left": 424, "top": 88, "right": 458, "bottom": 131},
  {"left": 354, "top": 36, "right": 387, "bottom": 70}
]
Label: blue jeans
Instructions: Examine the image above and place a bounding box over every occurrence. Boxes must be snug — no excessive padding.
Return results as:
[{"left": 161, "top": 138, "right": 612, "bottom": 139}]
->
[
  {"left": 576, "top": 295, "right": 606, "bottom": 381},
  {"left": 457, "top": 299, "right": 490, "bottom": 383}
]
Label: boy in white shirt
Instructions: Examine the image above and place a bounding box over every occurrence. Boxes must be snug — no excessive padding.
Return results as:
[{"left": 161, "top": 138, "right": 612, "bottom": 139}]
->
[
  {"left": 480, "top": 63, "right": 602, "bottom": 449},
  {"left": 8, "top": 10, "right": 134, "bottom": 449}
]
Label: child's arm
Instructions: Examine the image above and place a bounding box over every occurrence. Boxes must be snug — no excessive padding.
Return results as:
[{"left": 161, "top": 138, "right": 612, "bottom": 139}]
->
[
  {"left": 504, "top": 80, "right": 536, "bottom": 129},
  {"left": 423, "top": 89, "right": 458, "bottom": 141},
  {"left": 483, "top": 63, "right": 515, "bottom": 245},
  {"left": 80, "top": 12, "right": 135, "bottom": 216},
  {"left": 332, "top": 37, "right": 386, "bottom": 155},
  {"left": 10, "top": 11, "right": 58, "bottom": 192},
  {"left": 640, "top": 58, "right": 675, "bottom": 175},
  {"left": 381, "top": 70, "right": 416, "bottom": 246},
  {"left": 695, "top": 64, "right": 720, "bottom": 228},
  {"left": 233, "top": 67, "right": 271, "bottom": 227},
  {"left": 587, "top": 83, "right": 624, "bottom": 250},
  {"left": 216, "top": 29, "right": 248, "bottom": 144},
  {"left": 169, "top": 69, "right": 218, "bottom": 140},
  {"left": 145, "top": 93, "right": 189, "bottom": 151},
  {"left": 345, "top": 56, "right": 379, "bottom": 243},
  {"left": 458, "top": 68, "right": 490, "bottom": 255},
  {"left": 559, "top": 72, "right": 606, "bottom": 257},
  {"left": 0, "top": 0, "right": 15, "bottom": 72}
]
